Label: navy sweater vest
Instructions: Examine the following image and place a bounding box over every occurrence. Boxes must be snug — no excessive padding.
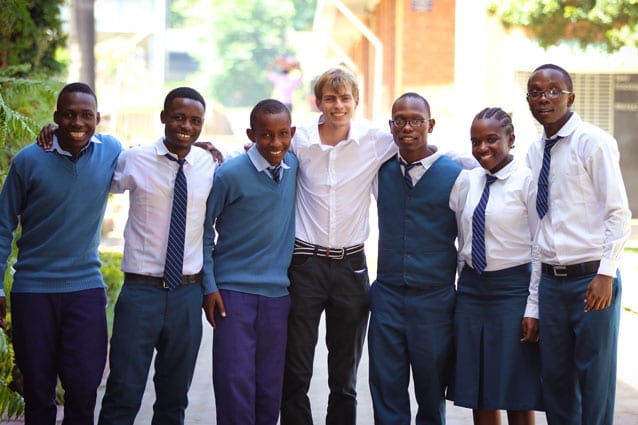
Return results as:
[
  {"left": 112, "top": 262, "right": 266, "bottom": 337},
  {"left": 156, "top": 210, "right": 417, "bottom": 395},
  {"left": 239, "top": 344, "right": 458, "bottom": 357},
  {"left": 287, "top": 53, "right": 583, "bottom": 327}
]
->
[{"left": 376, "top": 155, "right": 461, "bottom": 287}]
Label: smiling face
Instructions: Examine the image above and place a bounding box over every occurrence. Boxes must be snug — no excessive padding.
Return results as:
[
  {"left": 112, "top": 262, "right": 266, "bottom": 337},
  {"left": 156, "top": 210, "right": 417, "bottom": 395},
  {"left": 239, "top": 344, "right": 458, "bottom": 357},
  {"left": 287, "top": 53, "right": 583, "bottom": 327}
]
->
[
  {"left": 315, "top": 84, "right": 359, "bottom": 130},
  {"left": 471, "top": 116, "right": 514, "bottom": 174},
  {"left": 247, "top": 111, "right": 295, "bottom": 166},
  {"left": 160, "top": 97, "right": 205, "bottom": 158},
  {"left": 53, "top": 91, "right": 101, "bottom": 156},
  {"left": 389, "top": 95, "right": 434, "bottom": 163},
  {"left": 527, "top": 67, "right": 575, "bottom": 137}
]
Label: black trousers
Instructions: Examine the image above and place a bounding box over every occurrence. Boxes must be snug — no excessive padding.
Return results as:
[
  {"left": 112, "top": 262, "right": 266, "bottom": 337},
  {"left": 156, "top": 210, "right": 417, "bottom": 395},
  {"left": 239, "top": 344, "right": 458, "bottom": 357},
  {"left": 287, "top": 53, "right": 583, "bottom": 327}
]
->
[{"left": 281, "top": 251, "right": 370, "bottom": 425}]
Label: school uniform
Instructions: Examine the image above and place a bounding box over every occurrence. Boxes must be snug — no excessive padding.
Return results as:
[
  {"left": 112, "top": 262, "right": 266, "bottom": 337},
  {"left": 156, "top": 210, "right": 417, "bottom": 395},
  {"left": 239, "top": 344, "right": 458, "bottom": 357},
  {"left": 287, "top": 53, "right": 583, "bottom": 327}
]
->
[
  {"left": 1, "top": 135, "right": 120, "bottom": 424},
  {"left": 202, "top": 146, "right": 298, "bottom": 425},
  {"left": 526, "top": 112, "right": 631, "bottom": 425},
  {"left": 451, "top": 160, "right": 543, "bottom": 411},
  {"left": 368, "top": 152, "right": 466, "bottom": 425},
  {"left": 99, "top": 138, "right": 216, "bottom": 425}
]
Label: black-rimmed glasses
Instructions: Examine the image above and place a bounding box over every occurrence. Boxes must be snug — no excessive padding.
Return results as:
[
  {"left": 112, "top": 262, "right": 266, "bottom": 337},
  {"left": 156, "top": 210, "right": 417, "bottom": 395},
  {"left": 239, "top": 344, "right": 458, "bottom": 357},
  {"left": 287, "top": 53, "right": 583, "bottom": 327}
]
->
[
  {"left": 526, "top": 88, "right": 571, "bottom": 100},
  {"left": 390, "top": 118, "right": 429, "bottom": 128}
]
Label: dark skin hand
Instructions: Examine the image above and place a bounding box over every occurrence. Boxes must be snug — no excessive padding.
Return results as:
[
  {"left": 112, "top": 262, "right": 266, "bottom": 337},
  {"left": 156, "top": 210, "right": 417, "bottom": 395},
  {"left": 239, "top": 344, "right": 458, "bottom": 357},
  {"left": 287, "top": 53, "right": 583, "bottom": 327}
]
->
[
  {"left": 520, "top": 317, "right": 539, "bottom": 343},
  {"left": 203, "top": 291, "right": 226, "bottom": 328},
  {"left": 193, "top": 141, "right": 224, "bottom": 164},
  {"left": 584, "top": 274, "right": 613, "bottom": 312},
  {"left": 0, "top": 296, "right": 6, "bottom": 330}
]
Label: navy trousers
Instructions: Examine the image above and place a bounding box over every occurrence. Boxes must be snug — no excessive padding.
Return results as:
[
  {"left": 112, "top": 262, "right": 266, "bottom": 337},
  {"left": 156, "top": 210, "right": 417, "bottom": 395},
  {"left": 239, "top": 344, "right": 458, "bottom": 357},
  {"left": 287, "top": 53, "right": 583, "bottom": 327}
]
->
[
  {"left": 11, "top": 288, "right": 108, "bottom": 425},
  {"left": 213, "top": 289, "right": 290, "bottom": 425},
  {"left": 368, "top": 282, "right": 454, "bottom": 425},
  {"left": 539, "top": 271, "right": 621, "bottom": 425},
  {"left": 281, "top": 252, "right": 370, "bottom": 425},
  {"left": 98, "top": 281, "right": 203, "bottom": 425}
]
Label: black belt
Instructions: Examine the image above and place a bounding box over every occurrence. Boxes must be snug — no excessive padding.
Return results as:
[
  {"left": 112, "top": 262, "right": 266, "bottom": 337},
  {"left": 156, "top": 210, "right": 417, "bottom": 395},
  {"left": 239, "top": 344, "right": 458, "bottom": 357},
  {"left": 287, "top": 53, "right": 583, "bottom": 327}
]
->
[
  {"left": 541, "top": 261, "right": 600, "bottom": 278},
  {"left": 124, "top": 272, "right": 202, "bottom": 288},
  {"left": 293, "top": 238, "right": 364, "bottom": 260}
]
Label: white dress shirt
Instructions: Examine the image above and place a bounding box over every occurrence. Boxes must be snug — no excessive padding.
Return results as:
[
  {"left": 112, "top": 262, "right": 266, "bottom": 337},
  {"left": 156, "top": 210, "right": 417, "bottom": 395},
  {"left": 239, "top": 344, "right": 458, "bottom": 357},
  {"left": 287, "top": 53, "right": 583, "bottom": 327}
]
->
[
  {"left": 454, "top": 160, "right": 540, "bottom": 318},
  {"left": 525, "top": 112, "right": 631, "bottom": 277},
  {"left": 111, "top": 138, "right": 216, "bottom": 276},
  {"left": 292, "top": 115, "right": 396, "bottom": 248}
]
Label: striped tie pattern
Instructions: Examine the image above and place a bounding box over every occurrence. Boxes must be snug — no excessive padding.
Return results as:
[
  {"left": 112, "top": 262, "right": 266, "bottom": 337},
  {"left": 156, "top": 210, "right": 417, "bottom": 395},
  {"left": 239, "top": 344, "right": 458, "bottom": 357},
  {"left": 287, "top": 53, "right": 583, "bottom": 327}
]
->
[
  {"left": 164, "top": 155, "right": 188, "bottom": 289},
  {"left": 400, "top": 159, "right": 419, "bottom": 188},
  {"left": 268, "top": 165, "right": 282, "bottom": 183},
  {"left": 536, "top": 138, "right": 560, "bottom": 219},
  {"left": 471, "top": 174, "right": 498, "bottom": 274}
]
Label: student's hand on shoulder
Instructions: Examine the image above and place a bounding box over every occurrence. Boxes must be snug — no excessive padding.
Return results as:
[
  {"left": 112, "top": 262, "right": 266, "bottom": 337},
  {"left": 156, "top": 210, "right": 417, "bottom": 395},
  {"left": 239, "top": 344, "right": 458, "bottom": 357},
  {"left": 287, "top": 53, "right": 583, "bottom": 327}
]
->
[
  {"left": 203, "top": 291, "right": 226, "bottom": 328},
  {"left": 36, "top": 124, "right": 57, "bottom": 150},
  {"left": 0, "top": 296, "right": 6, "bottom": 330},
  {"left": 244, "top": 142, "right": 253, "bottom": 152},
  {"left": 584, "top": 274, "right": 613, "bottom": 312},
  {"left": 520, "top": 317, "right": 539, "bottom": 343},
  {"left": 194, "top": 141, "right": 224, "bottom": 164}
]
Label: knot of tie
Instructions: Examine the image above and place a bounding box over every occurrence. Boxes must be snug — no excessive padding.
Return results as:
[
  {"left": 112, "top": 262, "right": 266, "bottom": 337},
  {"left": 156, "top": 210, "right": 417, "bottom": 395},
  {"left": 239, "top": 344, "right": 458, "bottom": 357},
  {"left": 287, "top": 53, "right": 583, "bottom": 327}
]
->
[
  {"left": 536, "top": 137, "right": 560, "bottom": 219},
  {"left": 268, "top": 165, "right": 282, "bottom": 183},
  {"left": 400, "top": 159, "right": 419, "bottom": 188}
]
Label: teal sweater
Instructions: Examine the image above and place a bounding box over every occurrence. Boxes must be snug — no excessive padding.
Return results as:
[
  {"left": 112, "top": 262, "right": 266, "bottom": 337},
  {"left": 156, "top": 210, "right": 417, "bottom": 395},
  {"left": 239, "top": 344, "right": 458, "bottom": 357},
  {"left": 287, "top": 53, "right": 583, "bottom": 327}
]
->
[
  {"left": 0, "top": 136, "right": 122, "bottom": 293},
  {"left": 376, "top": 155, "right": 461, "bottom": 287},
  {"left": 202, "top": 152, "right": 297, "bottom": 297}
]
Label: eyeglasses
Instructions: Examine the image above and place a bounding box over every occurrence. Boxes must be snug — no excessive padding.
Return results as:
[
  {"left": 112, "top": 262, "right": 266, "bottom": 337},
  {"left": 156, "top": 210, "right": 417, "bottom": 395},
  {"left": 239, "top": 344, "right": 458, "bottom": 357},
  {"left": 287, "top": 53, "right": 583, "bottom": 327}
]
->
[
  {"left": 526, "top": 88, "right": 571, "bottom": 100},
  {"left": 391, "top": 118, "right": 429, "bottom": 128}
]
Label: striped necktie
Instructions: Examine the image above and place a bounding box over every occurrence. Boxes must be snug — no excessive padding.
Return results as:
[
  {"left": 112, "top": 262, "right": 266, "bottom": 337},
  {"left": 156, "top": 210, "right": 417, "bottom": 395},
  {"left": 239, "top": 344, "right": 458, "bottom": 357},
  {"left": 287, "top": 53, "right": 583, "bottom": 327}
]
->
[
  {"left": 164, "top": 154, "right": 187, "bottom": 289},
  {"left": 536, "top": 138, "right": 560, "bottom": 219},
  {"left": 268, "top": 165, "right": 282, "bottom": 183},
  {"left": 400, "top": 159, "right": 419, "bottom": 188},
  {"left": 471, "top": 174, "right": 498, "bottom": 274}
]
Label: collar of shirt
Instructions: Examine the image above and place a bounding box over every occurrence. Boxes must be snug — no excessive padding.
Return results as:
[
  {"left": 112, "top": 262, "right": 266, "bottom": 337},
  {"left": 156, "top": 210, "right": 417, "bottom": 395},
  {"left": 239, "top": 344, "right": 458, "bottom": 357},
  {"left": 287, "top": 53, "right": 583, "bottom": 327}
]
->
[
  {"left": 543, "top": 111, "right": 581, "bottom": 141},
  {"left": 156, "top": 137, "right": 199, "bottom": 165},
  {"left": 247, "top": 144, "right": 290, "bottom": 172},
  {"left": 397, "top": 150, "right": 442, "bottom": 185},
  {"left": 49, "top": 134, "right": 101, "bottom": 157},
  {"left": 311, "top": 113, "right": 360, "bottom": 148}
]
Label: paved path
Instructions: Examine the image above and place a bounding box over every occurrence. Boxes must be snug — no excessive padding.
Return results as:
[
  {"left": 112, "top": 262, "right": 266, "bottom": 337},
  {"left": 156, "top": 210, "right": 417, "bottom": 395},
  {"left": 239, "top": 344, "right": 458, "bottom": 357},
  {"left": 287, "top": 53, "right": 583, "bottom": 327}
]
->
[{"left": 91, "top": 308, "right": 638, "bottom": 425}]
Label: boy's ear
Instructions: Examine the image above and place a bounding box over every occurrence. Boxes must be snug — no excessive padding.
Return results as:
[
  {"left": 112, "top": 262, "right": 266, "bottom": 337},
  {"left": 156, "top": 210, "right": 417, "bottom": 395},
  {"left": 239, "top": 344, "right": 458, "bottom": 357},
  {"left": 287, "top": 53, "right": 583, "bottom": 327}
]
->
[{"left": 246, "top": 128, "right": 255, "bottom": 142}]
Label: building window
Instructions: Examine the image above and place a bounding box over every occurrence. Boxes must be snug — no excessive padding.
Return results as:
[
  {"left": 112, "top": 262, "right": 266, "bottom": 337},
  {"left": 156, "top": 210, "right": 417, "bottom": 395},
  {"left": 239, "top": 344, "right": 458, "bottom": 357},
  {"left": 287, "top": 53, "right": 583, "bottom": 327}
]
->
[{"left": 412, "top": 0, "right": 433, "bottom": 12}]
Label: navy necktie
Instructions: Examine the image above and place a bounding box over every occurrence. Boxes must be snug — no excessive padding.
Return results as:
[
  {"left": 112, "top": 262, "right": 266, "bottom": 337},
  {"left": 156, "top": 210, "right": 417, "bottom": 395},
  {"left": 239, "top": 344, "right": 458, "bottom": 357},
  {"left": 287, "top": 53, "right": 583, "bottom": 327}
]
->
[
  {"left": 536, "top": 138, "right": 560, "bottom": 219},
  {"left": 164, "top": 154, "right": 188, "bottom": 289},
  {"left": 471, "top": 174, "right": 498, "bottom": 274},
  {"left": 268, "top": 165, "right": 282, "bottom": 183},
  {"left": 400, "top": 159, "right": 419, "bottom": 188}
]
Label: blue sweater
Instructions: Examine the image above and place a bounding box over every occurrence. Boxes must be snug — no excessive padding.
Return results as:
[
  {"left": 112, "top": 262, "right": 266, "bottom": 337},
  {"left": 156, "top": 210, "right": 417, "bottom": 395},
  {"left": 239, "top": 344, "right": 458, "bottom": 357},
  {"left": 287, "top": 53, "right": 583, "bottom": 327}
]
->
[
  {"left": 376, "top": 155, "right": 461, "bottom": 287},
  {"left": 202, "top": 151, "right": 297, "bottom": 297},
  {"left": 0, "top": 135, "right": 122, "bottom": 293}
]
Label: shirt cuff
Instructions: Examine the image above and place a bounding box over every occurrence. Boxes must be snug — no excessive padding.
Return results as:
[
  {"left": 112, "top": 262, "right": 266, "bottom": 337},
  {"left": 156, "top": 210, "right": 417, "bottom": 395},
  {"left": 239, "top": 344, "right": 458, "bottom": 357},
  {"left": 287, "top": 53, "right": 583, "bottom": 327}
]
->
[
  {"left": 598, "top": 258, "right": 618, "bottom": 277},
  {"left": 524, "top": 302, "right": 539, "bottom": 319}
]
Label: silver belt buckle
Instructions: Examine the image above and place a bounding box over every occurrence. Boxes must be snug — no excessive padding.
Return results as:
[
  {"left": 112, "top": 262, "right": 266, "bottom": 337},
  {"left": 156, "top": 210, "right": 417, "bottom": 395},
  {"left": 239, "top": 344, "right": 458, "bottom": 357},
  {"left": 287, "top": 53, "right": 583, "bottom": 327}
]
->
[
  {"left": 553, "top": 266, "right": 568, "bottom": 277},
  {"left": 335, "top": 248, "right": 345, "bottom": 260},
  {"left": 162, "top": 280, "right": 170, "bottom": 289}
]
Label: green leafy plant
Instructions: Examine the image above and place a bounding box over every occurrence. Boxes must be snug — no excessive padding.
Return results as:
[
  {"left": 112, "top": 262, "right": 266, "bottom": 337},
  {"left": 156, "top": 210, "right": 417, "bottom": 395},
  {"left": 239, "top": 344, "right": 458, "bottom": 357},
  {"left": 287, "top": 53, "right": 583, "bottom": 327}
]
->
[
  {"left": 0, "top": 328, "right": 24, "bottom": 420},
  {"left": 99, "top": 251, "right": 124, "bottom": 331}
]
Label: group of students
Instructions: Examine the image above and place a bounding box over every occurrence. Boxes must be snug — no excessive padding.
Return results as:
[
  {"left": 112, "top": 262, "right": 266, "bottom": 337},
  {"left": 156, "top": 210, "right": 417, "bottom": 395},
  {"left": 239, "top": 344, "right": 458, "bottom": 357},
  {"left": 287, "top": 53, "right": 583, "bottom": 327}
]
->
[{"left": 0, "top": 63, "right": 631, "bottom": 425}]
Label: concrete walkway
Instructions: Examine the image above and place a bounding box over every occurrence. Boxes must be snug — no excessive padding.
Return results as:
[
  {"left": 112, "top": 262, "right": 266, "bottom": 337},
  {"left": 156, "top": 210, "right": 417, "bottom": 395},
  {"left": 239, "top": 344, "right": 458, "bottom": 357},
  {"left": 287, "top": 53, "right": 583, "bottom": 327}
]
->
[
  {"left": 93, "top": 235, "right": 638, "bottom": 424},
  {"left": 90, "top": 309, "right": 638, "bottom": 425}
]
